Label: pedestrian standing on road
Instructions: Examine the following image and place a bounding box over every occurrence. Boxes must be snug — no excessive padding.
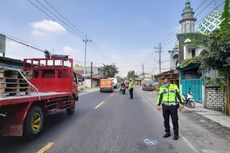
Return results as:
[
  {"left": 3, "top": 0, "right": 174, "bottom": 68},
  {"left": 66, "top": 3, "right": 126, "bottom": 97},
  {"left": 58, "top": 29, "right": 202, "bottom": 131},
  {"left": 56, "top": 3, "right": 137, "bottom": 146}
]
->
[
  {"left": 157, "top": 78, "right": 184, "bottom": 140},
  {"left": 128, "top": 79, "right": 135, "bottom": 99}
]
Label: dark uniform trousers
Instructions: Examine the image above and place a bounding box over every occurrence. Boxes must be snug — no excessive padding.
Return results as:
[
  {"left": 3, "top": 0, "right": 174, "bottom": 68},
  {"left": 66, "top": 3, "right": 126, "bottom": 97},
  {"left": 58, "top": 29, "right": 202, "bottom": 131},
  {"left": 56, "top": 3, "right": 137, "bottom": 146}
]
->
[
  {"left": 129, "top": 88, "right": 133, "bottom": 99},
  {"left": 162, "top": 104, "right": 179, "bottom": 136}
]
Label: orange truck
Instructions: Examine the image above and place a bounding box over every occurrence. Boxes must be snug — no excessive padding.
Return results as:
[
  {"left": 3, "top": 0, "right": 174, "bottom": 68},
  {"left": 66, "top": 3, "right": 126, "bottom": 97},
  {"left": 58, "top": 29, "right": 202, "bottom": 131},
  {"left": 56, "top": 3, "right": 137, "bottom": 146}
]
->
[{"left": 100, "top": 79, "right": 113, "bottom": 93}]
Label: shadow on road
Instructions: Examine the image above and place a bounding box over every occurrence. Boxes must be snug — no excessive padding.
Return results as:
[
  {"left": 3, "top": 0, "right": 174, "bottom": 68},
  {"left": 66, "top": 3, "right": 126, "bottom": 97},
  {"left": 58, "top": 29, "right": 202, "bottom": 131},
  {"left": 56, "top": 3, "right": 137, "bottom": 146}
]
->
[{"left": 0, "top": 106, "right": 91, "bottom": 152}]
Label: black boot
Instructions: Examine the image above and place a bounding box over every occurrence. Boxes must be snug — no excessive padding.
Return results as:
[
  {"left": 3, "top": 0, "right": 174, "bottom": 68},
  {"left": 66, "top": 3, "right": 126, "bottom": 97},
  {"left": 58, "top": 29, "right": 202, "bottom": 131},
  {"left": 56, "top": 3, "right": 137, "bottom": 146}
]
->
[
  {"left": 163, "top": 133, "right": 171, "bottom": 138},
  {"left": 173, "top": 135, "right": 179, "bottom": 140}
]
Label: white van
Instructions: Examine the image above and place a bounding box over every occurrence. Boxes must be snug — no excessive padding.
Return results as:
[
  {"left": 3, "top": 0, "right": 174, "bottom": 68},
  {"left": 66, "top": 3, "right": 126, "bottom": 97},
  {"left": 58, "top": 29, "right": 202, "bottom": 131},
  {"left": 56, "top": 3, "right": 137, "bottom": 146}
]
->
[{"left": 110, "top": 78, "right": 118, "bottom": 88}]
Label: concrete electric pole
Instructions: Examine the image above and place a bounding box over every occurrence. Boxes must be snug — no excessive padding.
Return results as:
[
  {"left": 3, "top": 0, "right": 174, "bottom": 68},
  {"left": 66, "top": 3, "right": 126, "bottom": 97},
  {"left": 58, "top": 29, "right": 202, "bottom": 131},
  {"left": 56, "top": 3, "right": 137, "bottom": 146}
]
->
[
  {"left": 154, "top": 43, "right": 162, "bottom": 74},
  {"left": 141, "top": 63, "right": 145, "bottom": 78},
  {"left": 90, "top": 62, "right": 93, "bottom": 88},
  {"left": 83, "top": 35, "right": 92, "bottom": 88}
]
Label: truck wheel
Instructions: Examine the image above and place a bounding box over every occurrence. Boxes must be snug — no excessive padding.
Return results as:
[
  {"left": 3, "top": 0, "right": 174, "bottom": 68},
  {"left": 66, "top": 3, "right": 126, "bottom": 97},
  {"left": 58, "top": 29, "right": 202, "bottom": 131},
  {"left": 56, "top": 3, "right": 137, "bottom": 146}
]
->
[
  {"left": 67, "top": 101, "right": 75, "bottom": 115},
  {"left": 23, "top": 106, "right": 44, "bottom": 140}
]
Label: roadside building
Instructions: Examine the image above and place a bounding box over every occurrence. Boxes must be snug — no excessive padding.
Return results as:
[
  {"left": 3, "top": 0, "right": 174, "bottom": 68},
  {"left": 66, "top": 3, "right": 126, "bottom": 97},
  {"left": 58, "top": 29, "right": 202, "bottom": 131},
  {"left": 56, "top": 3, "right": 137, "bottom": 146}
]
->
[
  {"left": 154, "top": 69, "right": 179, "bottom": 87},
  {"left": 168, "top": 43, "right": 179, "bottom": 70},
  {"left": 74, "top": 65, "right": 104, "bottom": 88},
  {"left": 176, "top": 1, "right": 225, "bottom": 111}
]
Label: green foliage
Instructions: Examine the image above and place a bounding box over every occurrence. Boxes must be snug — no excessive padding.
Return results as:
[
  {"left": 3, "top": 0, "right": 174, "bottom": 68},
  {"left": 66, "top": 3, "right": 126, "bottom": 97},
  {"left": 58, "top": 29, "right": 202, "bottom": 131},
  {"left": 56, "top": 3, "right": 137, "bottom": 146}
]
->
[
  {"left": 180, "top": 56, "right": 201, "bottom": 68},
  {"left": 127, "top": 71, "right": 138, "bottom": 80},
  {"left": 116, "top": 76, "right": 124, "bottom": 83},
  {"left": 200, "top": 27, "right": 230, "bottom": 72},
  {"left": 220, "top": 0, "right": 230, "bottom": 29},
  {"left": 205, "top": 76, "right": 226, "bottom": 93},
  {"left": 100, "top": 64, "right": 119, "bottom": 78}
]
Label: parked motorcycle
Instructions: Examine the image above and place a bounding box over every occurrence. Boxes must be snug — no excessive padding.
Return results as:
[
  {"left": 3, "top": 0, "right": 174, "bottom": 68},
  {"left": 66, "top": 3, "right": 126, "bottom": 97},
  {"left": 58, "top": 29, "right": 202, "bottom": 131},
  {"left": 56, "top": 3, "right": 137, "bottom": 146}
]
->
[{"left": 183, "top": 92, "right": 195, "bottom": 108}]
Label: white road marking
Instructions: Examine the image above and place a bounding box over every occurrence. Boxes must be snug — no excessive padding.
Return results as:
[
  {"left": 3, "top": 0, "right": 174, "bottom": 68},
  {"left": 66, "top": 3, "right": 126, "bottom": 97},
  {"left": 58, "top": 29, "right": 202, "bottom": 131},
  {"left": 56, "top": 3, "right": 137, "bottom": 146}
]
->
[
  {"left": 95, "top": 101, "right": 105, "bottom": 109},
  {"left": 110, "top": 93, "right": 114, "bottom": 97},
  {"left": 139, "top": 89, "right": 200, "bottom": 153},
  {"left": 181, "top": 135, "right": 200, "bottom": 153},
  {"left": 144, "top": 139, "right": 158, "bottom": 145}
]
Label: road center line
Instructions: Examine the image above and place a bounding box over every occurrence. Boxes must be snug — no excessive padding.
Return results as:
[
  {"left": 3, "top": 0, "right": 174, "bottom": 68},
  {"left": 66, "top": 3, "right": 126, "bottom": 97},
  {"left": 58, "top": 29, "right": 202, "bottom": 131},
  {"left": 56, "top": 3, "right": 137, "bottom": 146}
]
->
[
  {"left": 37, "top": 142, "right": 55, "bottom": 153},
  {"left": 110, "top": 93, "right": 114, "bottom": 97},
  {"left": 95, "top": 101, "right": 105, "bottom": 109}
]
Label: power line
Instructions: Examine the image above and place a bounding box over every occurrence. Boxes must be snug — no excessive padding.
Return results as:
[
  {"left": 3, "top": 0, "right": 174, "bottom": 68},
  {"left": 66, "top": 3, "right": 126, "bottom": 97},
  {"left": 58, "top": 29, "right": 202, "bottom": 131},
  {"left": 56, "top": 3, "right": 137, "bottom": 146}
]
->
[
  {"left": 89, "top": 42, "right": 115, "bottom": 63},
  {"left": 194, "top": 0, "right": 209, "bottom": 12},
  {"left": 3, "top": 33, "right": 45, "bottom": 53},
  {"left": 28, "top": 0, "right": 113, "bottom": 64},
  {"left": 29, "top": 0, "right": 84, "bottom": 40},
  {"left": 162, "top": 1, "right": 224, "bottom": 47},
  {"left": 159, "top": 0, "right": 216, "bottom": 45},
  {"left": 42, "top": 0, "right": 86, "bottom": 38},
  {"left": 195, "top": 1, "right": 225, "bottom": 25},
  {"left": 195, "top": 0, "right": 216, "bottom": 18},
  {"left": 35, "top": 0, "right": 85, "bottom": 39}
]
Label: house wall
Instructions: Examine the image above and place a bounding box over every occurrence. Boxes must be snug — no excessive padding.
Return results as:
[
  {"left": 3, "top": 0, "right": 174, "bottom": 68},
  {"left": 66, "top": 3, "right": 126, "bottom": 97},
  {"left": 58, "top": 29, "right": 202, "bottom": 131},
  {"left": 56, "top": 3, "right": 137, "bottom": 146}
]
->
[
  {"left": 196, "top": 48, "right": 203, "bottom": 56},
  {"left": 85, "top": 79, "right": 98, "bottom": 88},
  {"left": 205, "top": 87, "right": 226, "bottom": 112}
]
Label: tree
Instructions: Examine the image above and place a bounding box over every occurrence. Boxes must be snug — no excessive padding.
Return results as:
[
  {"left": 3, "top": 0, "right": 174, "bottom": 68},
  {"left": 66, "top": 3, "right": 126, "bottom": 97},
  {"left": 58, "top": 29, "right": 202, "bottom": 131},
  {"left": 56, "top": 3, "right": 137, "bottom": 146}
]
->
[
  {"left": 220, "top": 0, "right": 230, "bottom": 29},
  {"left": 100, "top": 64, "right": 118, "bottom": 78},
  {"left": 127, "top": 71, "right": 138, "bottom": 80},
  {"left": 116, "top": 76, "right": 123, "bottom": 83},
  {"left": 200, "top": 0, "right": 230, "bottom": 114}
]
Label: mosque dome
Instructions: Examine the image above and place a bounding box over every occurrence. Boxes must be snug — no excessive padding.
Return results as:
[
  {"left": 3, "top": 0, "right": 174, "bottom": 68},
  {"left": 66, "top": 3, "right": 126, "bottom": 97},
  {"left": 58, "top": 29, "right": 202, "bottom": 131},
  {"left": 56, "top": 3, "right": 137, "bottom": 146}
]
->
[{"left": 198, "top": 6, "right": 222, "bottom": 34}]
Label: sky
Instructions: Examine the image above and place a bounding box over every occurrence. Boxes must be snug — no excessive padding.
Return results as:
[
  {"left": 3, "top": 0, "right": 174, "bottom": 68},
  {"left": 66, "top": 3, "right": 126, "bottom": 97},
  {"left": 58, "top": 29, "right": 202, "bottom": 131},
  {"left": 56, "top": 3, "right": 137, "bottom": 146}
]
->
[{"left": 0, "top": 0, "right": 225, "bottom": 77}]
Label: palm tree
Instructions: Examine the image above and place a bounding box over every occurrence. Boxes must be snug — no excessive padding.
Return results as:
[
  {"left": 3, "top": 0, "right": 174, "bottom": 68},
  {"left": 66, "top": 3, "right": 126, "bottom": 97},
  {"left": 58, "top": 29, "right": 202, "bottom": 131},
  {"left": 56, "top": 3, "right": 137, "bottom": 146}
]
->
[{"left": 100, "top": 64, "right": 118, "bottom": 78}]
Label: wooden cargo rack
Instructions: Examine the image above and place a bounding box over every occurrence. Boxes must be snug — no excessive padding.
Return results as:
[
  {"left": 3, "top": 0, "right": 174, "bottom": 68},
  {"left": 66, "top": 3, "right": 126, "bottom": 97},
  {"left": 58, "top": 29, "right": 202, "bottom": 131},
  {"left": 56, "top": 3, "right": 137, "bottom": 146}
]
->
[{"left": 0, "top": 67, "right": 30, "bottom": 98}]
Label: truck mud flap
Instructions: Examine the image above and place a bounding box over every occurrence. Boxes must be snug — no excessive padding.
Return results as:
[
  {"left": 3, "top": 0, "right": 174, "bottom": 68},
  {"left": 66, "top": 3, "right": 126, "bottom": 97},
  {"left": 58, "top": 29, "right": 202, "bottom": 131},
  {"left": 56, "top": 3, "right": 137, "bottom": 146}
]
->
[{"left": 2, "top": 102, "right": 32, "bottom": 136}]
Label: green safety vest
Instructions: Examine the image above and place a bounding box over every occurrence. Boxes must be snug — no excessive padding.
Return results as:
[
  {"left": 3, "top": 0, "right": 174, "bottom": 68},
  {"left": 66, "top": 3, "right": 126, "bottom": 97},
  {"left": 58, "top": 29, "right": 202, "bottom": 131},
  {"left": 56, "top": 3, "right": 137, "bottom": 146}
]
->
[
  {"left": 157, "top": 84, "right": 183, "bottom": 106},
  {"left": 129, "top": 81, "right": 135, "bottom": 89}
]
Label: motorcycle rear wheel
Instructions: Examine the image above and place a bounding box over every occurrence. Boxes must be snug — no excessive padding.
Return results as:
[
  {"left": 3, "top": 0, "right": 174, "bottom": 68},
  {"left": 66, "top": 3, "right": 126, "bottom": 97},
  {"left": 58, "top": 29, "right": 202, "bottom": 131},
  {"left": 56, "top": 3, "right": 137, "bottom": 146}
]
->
[{"left": 187, "top": 100, "right": 195, "bottom": 108}]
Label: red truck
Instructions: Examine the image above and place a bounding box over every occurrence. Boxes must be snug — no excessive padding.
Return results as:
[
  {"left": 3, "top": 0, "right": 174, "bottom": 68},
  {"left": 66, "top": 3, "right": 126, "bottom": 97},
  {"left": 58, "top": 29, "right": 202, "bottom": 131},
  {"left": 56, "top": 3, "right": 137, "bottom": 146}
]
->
[
  {"left": 100, "top": 79, "right": 113, "bottom": 93},
  {"left": 0, "top": 58, "right": 78, "bottom": 139}
]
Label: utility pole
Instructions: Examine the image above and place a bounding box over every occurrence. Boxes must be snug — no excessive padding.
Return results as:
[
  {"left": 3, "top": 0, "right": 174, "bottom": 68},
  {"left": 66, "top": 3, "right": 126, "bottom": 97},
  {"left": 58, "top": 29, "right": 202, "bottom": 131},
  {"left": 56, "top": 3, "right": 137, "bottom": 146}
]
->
[
  {"left": 90, "top": 62, "right": 93, "bottom": 88},
  {"left": 141, "top": 63, "right": 145, "bottom": 78},
  {"left": 83, "top": 35, "right": 92, "bottom": 89},
  {"left": 154, "top": 43, "right": 162, "bottom": 74}
]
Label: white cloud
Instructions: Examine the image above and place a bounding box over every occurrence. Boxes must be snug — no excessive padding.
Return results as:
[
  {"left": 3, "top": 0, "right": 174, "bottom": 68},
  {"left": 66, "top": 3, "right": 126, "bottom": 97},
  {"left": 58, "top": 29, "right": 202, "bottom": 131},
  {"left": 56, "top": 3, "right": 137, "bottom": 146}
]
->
[
  {"left": 30, "top": 20, "right": 66, "bottom": 36},
  {"left": 31, "top": 30, "right": 46, "bottom": 37},
  {"left": 5, "top": 40, "right": 43, "bottom": 59},
  {"left": 6, "top": 40, "right": 22, "bottom": 50},
  {"left": 63, "top": 46, "right": 75, "bottom": 54}
]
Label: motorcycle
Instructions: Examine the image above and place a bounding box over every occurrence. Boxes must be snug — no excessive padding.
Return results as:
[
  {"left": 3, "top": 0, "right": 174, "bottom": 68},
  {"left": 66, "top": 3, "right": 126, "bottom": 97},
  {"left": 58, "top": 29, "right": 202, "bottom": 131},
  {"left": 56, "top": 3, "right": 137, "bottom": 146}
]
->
[
  {"left": 121, "top": 86, "right": 126, "bottom": 95},
  {"left": 182, "top": 92, "right": 195, "bottom": 108}
]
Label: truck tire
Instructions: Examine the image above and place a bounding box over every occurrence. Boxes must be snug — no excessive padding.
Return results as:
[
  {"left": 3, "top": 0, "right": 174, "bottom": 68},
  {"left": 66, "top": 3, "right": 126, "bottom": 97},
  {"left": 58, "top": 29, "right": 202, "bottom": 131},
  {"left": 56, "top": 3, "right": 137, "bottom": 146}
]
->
[
  {"left": 67, "top": 101, "right": 75, "bottom": 115},
  {"left": 23, "top": 106, "right": 44, "bottom": 140}
]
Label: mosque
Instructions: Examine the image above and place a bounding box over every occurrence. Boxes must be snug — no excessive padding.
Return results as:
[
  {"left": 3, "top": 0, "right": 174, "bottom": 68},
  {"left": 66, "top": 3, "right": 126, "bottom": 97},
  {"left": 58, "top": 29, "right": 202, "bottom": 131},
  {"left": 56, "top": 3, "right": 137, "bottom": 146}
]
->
[{"left": 169, "top": 0, "right": 224, "bottom": 111}]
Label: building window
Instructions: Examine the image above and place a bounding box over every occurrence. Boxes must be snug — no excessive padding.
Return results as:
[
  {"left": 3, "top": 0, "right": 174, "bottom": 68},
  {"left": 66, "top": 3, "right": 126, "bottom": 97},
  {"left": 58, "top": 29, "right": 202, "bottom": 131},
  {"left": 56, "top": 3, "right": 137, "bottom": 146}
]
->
[{"left": 192, "top": 49, "right": 196, "bottom": 57}]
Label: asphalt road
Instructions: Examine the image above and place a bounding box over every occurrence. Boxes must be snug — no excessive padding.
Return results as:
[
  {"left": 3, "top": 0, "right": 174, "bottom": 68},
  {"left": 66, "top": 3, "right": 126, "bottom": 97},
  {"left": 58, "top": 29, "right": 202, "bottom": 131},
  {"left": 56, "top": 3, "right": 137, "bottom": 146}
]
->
[{"left": 0, "top": 87, "right": 230, "bottom": 153}]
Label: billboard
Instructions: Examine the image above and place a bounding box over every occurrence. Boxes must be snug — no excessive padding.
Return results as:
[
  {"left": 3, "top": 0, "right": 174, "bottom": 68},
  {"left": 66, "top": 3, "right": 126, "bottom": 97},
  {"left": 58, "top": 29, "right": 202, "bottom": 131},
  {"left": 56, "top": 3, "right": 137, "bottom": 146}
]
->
[{"left": 0, "top": 34, "right": 6, "bottom": 54}]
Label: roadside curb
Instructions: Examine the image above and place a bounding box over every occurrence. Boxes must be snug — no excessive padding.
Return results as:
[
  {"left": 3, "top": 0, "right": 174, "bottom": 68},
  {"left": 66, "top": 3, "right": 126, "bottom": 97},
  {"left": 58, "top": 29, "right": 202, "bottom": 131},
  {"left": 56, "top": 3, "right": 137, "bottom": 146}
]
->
[
  {"left": 183, "top": 104, "right": 230, "bottom": 130},
  {"left": 79, "top": 88, "right": 99, "bottom": 96},
  {"left": 152, "top": 87, "right": 230, "bottom": 130}
]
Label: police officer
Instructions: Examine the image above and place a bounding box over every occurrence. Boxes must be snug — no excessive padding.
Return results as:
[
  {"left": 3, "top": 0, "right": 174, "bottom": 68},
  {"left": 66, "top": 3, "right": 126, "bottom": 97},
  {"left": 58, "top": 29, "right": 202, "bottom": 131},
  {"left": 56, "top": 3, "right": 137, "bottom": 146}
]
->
[
  {"left": 157, "top": 78, "right": 184, "bottom": 140},
  {"left": 128, "top": 79, "right": 135, "bottom": 99}
]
